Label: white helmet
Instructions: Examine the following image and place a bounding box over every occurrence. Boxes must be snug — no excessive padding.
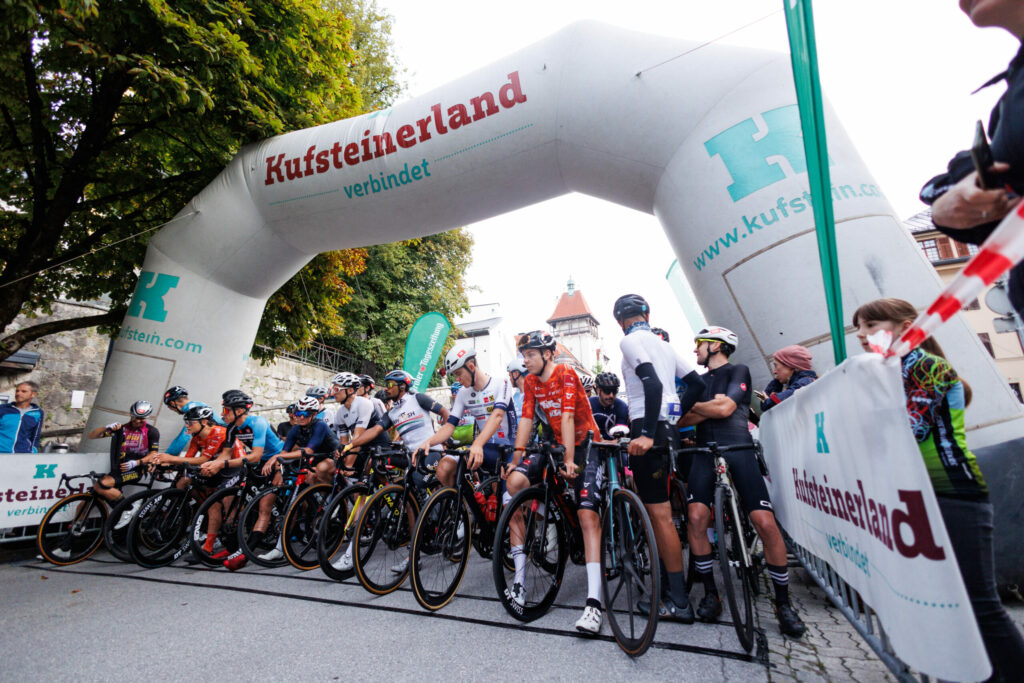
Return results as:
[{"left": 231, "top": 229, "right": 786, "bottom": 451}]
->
[
  {"left": 295, "top": 396, "right": 320, "bottom": 413},
  {"left": 444, "top": 344, "right": 476, "bottom": 374},
  {"left": 506, "top": 358, "right": 526, "bottom": 375},
  {"left": 331, "top": 372, "right": 361, "bottom": 389},
  {"left": 695, "top": 326, "right": 739, "bottom": 350}
]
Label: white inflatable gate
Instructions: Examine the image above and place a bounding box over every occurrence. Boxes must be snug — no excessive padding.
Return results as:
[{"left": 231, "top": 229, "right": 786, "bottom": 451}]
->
[{"left": 84, "top": 22, "right": 1024, "bottom": 448}]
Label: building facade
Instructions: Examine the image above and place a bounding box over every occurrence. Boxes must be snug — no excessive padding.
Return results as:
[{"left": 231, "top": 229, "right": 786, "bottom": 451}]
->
[{"left": 545, "top": 279, "right": 610, "bottom": 376}]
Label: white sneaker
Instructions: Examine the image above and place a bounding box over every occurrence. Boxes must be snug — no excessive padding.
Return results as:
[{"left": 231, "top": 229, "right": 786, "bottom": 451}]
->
[
  {"left": 390, "top": 556, "right": 409, "bottom": 574},
  {"left": 51, "top": 547, "right": 71, "bottom": 560},
  {"left": 258, "top": 547, "right": 284, "bottom": 562},
  {"left": 456, "top": 520, "right": 465, "bottom": 542},
  {"left": 331, "top": 550, "right": 353, "bottom": 571},
  {"left": 509, "top": 582, "right": 526, "bottom": 607},
  {"left": 575, "top": 605, "right": 603, "bottom": 634},
  {"left": 114, "top": 500, "right": 141, "bottom": 530}
]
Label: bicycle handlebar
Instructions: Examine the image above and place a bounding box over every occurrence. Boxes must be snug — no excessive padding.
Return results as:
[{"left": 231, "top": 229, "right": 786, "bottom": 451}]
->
[{"left": 677, "top": 441, "right": 755, "bottom": 456}]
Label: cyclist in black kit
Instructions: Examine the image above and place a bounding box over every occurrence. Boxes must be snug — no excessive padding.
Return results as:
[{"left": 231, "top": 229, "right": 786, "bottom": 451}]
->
[
  {"left": 588, "top": 372, "right": 629, "bottom": 441},
  {"left": 681, "top": 326, "right": 806, "bottom": 637}
]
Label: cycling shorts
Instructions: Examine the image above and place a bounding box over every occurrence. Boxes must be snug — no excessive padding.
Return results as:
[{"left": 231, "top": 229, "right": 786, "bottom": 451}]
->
[
  {"left": 105, "top": 470, "right": 140, "bottom": 488},
  {"left": 627, "top": 420, "right": 679, "bottom": 506},
  {"left": 686, "top": 443, "right": 774, "bottom": 515},
  {"left": 216, "top": 469, "right": 243, "bottom": 491},
  {"left": 513, "top": 444, "right": 603, "bottom": 512}
]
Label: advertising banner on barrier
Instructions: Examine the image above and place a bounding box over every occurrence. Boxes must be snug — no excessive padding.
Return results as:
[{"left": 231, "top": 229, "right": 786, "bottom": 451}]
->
[
  {"left": 403, "top": 312, "right": 451, "bottom": 393},
  {"left": 0, "top": 453, "right": 109, "bottom": 529},
  {"left": 760, "top": 353, "right": 989, "bottom": 681}
]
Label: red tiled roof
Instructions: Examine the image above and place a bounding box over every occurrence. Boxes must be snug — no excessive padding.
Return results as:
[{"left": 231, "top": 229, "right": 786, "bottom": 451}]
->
[{"left": 547, "top": 289, "right": 596, "bottom": 324}]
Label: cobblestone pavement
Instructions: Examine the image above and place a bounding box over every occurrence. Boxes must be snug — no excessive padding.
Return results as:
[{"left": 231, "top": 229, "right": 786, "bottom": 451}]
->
[{"left": 756, "top": 565, "right": 1024, "bottom": 682}]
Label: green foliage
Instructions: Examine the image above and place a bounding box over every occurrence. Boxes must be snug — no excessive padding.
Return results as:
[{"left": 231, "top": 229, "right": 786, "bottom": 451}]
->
[
  {"left": 328, "top": 0, "right": 405, "bottom": 112},
  {"left": 322, "top": 230, "right": 474, "bottom": 371}
]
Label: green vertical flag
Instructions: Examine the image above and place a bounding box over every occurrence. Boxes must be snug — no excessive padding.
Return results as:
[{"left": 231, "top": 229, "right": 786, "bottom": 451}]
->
[
  {"left": 783, "top": 0, "right": 847, "bottom": 363},
  {"left": 403, "top": 312, "right": 452, "bottom": 392}
]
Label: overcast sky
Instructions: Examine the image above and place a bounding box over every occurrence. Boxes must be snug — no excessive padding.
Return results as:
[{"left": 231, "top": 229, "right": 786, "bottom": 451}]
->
[{"left": 378, "top": 0, "right": 1020, "bottom": 372}]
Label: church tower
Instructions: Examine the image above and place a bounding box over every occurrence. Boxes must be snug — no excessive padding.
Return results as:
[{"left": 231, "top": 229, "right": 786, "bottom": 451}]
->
[{"left": 546, "top": 278, "right": 607, "bottom": 374}]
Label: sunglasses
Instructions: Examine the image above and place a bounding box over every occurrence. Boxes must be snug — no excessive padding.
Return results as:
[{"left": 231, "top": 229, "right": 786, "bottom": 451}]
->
[
  {"left": 385, "top": 380, "right": 400, "bottom": 388},
  {"left": 294, "top": 411, "right": 313, "bottom": 418}
]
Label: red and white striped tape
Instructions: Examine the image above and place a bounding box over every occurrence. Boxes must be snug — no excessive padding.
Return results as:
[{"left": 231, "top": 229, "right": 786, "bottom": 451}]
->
[{"left": 889, "top": 201, "right": 1024, "bottom": 358}]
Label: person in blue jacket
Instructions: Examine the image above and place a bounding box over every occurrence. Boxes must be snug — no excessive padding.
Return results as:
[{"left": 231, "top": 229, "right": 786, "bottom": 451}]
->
[
  {"left": 0, "top": 381, "right": 44, "bottom": 453},
  {"left": 759, "top": 345, "right": 817, "bottom": 412}
]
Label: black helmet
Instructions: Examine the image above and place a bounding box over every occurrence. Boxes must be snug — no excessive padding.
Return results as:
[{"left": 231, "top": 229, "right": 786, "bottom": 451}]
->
[
  {"left": 374, "top": 389, "right": 390, "bottom": 403},
  {"left": 183, "top": 405, "right": 214, "bottom": 422},
  {"left": 222, "top": 390, "right": 253, "bottom": 410},
  {"left": 517, "top": 330, "right": 556, "bottom": 352},
  {"left": 594, "top": 372, "right": 620, "bottom": 392},
  {"left": 359, "top": 374, "right": 375, "bottom": 388},
  {"left": 384, "top": 369, "right": 413, "bottom": 391},
  {"left": 163, "top": 385, "right": 188, "bottom": 406},
  {"left": 286, "top": 403, "right": 297, "bottom": 415},
  {"left": 612, "top": 294, "right": 650, "bottom": 322},
  {"left": 651, "top": 327, "right": 670, "bottom": 342},
  {"left": 130, "top": 400, "right": 153, "bottom": 419}
]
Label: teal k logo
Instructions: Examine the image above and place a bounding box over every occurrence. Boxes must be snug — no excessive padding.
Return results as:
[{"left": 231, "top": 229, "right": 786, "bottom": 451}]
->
[
  {"left": 34, "top": 463, "right": 57, "bottom": 479},
  {"left": 704, "top": 104, "right": 831, "bottom": 202},
  {"left": 127, "top": 271, "right": 180, "bottom": 323},
  {"left": 815, "top": 411, "right": 830, "bottom": 454}
]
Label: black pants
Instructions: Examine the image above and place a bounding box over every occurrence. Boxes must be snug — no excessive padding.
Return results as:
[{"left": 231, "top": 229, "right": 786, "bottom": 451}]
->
[{"left": 938, "top": 496, "right": 1024, "bottom": 681}]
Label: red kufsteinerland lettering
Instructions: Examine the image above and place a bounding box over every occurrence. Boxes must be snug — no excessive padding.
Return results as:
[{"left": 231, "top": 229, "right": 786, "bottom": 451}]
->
[{"left": 265, "top": 71, "right": 528, "bottom": 187}]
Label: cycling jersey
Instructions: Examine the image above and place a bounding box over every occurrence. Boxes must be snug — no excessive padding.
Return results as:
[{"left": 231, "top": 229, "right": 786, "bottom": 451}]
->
[
  {"left": 107, "top": 422, "right": 160, "bottom": 486},
  {"left": 224, "top": 415, "right": 283, "bottom": 463},
  {"left": 378, "top": 392, "right": 443, "bottom": 450},
  {"left": 333, "top": 395, "right": 380, "bottom": 439},
  {"left": 521, "top": 364, "right": 599, "bottom": 447},
  {"left": 589, "top": 395, "right": 629, "bottom": 441},
  {"left": 166, "top": 400, "right": 225, "bottom": 455},
  {"left": 184, "top": 425, "right": 245, "bottom": 461},
  {"left": 620, "top": 324, "right": 698, "bottom": 426},
  {"left": 694, "top": 363, "right": 754, "bottom": 447},
  {"left": 284, "top": 418, "right": 340, "bottom": 456},
  {"left": 447, "top": 377, "right": 515, "bottom": 445}
]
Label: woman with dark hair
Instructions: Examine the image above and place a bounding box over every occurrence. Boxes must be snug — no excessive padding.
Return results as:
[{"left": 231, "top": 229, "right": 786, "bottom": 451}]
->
[{"left": 853, "top": 297, "right": 1024, "bottom": 679}]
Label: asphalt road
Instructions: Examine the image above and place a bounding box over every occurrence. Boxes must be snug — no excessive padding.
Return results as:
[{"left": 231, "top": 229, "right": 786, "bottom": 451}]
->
[{"left": 1, "top": 551, "right": 769, "bottom": 682}]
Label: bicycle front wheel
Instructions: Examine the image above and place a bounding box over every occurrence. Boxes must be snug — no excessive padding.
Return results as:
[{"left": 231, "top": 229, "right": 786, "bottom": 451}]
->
[
  {"left": 282, "top": 483, "right": 332, "bottom": 570},
  {"left": 37, "top": 493, "right": 108, "bottom": 566},
  {"left": 318, "top": 482, "right": 369, "bottom": 582},
  {"left": 602, "top": 488, "right": 660, "bottom": 657},
  {"left": 188, "top": 486, "right": 242, "bottom": 566},
  {"left": 237, "top": 486, "right": 290, "bottom": 567},
  {"left": 714, "top": 485, "right": 755, "bottom": 652},
  {"left": 128, "top": 488, "right": 193, "bottom": 568},
  {"left": 103, "top": 488, "right": 155, "bottom": 562},
  {"left": 410, "top": 487, "right": 471, "bottom": 611},
  {"left": 352, "top": 484, "right": 419, "bottom": 595}
]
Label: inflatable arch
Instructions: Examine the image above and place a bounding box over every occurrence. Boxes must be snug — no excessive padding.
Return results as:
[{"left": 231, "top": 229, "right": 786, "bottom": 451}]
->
[{"left": 84, "top": 21, "right": 1023, "bottom": 449}]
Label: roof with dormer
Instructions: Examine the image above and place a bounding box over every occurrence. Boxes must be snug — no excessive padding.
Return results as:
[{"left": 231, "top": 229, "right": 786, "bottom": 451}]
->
[{"left": 547, "top": 287, "right": 598, "bottom": 326}]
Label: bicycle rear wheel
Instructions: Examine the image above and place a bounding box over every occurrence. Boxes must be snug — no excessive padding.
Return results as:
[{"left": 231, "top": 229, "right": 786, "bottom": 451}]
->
[
  {"left": 714, "top": 485, "right": 755, "bottom": 652},
  {"left": 188, "top": 486, "right": 242, "bottom": 566},
  {"left": 237, "top": 486, "right": 290, "bottom": 567},
  {"left": 282, "top": 483, "right": 332, "bottom": 570},
  {"left": 128, "top": 488, "right": 193, "bottom": 568},
  {"left": 103, "top": 488, "right": 156, "bottom": 562},
  {"left": 37, "top": 493, "right": 108, "bottom": 566},
  {"left": 602, "top": 488, "right": 660, "bottom": 656},
  {"left": 318, "top": 482, "right": 369, "bottom": 581},
  {"left": 352, "top": 484, "right": 419, "bottom": 595},
  {"left": 410, "top": 487, "right": 471, "bottom": 611},
  {"left": 491, "top": 486, "right": 567, "bottom": 622}
]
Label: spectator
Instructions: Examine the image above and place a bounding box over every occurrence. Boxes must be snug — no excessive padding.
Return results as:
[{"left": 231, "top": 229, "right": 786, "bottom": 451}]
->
[
  {"left": 920, "top": 2, "right": 1024, "bottom": 317},
  {"left": 854, "top": 297, "right": 1024, "bottom": 678},
  {"left": 758, "top": 345, "right": 817, "bottom": 412},
  {"left": 0, "top": 381, "right": 44, "bottom": 453}
]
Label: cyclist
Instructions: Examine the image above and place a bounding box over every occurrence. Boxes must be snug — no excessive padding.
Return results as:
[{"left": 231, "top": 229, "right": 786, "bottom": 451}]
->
[
  {"left": 266, "top": 396, "right": 340, "bottom": 485},
  {"left": 85, "top": 400, "right": 161, "bottom": 527},
  {"left": 682, "top": 326, "right": 806, "bottom": 637},
  {"left": 276, "top": 403, "right": 297, "bottom": 440},
  {"left": 144, "top": 405, "right": 243, "bottom": 488},
  {"left": 505, "top": 330, "right": 605, "bottom": 634},
  {"left": 589, "top": 372, "right": 629, "bottom": 441},
  {"left": 507, "top": 358, "right": 527, "bottom": 421},
  {"left": 613, "top": 294, "right": 705, "bottom": 623},
  {"left": 374, "top": 389, "right": 392, "bottom": 412},
  {"left": 357, "top": 374, "right": 387, "bottom": 418},
  {"left": 413, "top": 344, "right": 515, "bottom": 488},
  {"left": 160, "top": 385, "right": 223, "bottom": 456},
  {"left": 332, "top": 372, "right": 389, "bottom": 472},
  {"left": 580, "top": 373, "right": 596, "bottom": 398},
  {"left": 305, "top": 385, "right": 333, "bottom": 423}
]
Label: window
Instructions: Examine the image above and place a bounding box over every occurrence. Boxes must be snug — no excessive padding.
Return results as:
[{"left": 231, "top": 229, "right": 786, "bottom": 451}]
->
[
  {"left": 967, "top": 243, "right": 980, "bottom": 256},
  {"left": 1010, "top": 383, "right": 1023, "bottom": 403},
  {"left": 920, "top": 239, "right": 940, "bottom": 262},
  {"left": 979, "top": 332, "right": 995, "bottom": 357}
]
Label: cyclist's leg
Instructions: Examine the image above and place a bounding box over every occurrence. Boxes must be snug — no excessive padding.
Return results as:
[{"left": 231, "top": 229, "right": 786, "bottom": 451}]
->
[
  {"left": 314, "top": 456, "right": 335, "bottom": 485},
  {"left": 435, "top": 454, "right": 457, "bottom": 488},
  {"left": 93, "top": 475, "right": 124, "bottom": 503},
  {"left": 254, "top": 470, "right": 283, "bottom": 534},
  {"left": 506, "top": 453, "right": 544, "bottom": 591},
  {"left": 575, "top": 450, "right": 604, "bottom": 616},
  {"left": 685, "top": 452, "right": 721, "bottom": 619}
]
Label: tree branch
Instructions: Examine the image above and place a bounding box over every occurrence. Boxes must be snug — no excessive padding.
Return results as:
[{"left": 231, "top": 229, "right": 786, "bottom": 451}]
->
[{"left": 0, "top": 308, "right": 124, "bottom": 363}]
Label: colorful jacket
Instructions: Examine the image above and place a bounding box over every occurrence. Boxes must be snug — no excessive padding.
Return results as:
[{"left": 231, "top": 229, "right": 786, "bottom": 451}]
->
[
  {"left": 0, "top": 402, "right": 45, "bottom": 453},
  {"left": 760, "top": 369, "right": 817, "bottom": 412}
]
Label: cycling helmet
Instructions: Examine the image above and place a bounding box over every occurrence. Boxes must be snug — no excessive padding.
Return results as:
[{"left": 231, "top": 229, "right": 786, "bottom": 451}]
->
[
  {"left": 330, "top": 372, "right": 348, "bottom": 386},
  {"left": 580, "top": 374, "right": 595, "bottom": 391},
  {"left": 341, "top": 372, "right": 363, "bottom": 389},
  {"left": 374, "top": 389, "right": 390, "bottom": 404},
  {"left": 595, "top": 372, "right": 620, "bottom": 392},
  {"left": 384, "top": 369, "right": 414, "bottom": 391},
  {"left": 651, "top": 327, "right": 670, "bottom": 342},
  {"left": 359, "top": 374, "right": 375, "bottom": 388},
  {"left": 694, "top": 326, "right": 739, "bottom": 350},
  {"left": 516, "top": 330, "right": 556, "bottom": 352},
  {"left": 444, "top": 344, "right": 476, "bottom": 374},
  {"left": 305, "top": 386, "right": 329, "bottom": 398},
  {"left": 222, "top": 391, "right": 254, "bottom": 409},
  {"left": 612, "top": 294, "right": 650, "bottom": 322},
  {"left": 163, "top": 385, "right": 188, "bottom": 406},
  {"left": 506, "top": 358, "right": 527, "bottom": 375},
  {"left": 295, "top": 396, "right": 320, "bottom": 414},
  {"left": 286, "top": 403, "right": 297, "bottom": 415},
  {"left": 183, "top": 405, "right": 214, "bottom": 422},
  {"left": 130, "top": 400, "right": 153, "bottom": 419}
]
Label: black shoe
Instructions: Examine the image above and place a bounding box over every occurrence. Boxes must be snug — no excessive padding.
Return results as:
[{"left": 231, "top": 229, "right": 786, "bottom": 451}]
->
[
  {"left": 697, "top": 592, "right": 722, "bottom": 622},
  {"left": 637, "top": 595, "right": 695, "bottom": 623},
  {"left": 775, "top": 602, "right": 806, "bottom": 638}
]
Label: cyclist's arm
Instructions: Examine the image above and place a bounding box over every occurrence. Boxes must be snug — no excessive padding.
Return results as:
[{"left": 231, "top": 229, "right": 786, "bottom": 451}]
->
[
  {"left": 561, "top": 411, "right": 576, "bottom": 465},
  {"left": 348, "top": 423, "right": 385, "bottom": 449},
  {"left": 416, "top": 421, "right": 455, "bottom": 451},
  {"left": 677, "top": 370, "right": 706, "bottom": 416},
  {"left": 690, "top": 394, "right": 737, "bottom": 419},
  {"left": 414, "top": 392, "right": 450, "bottom": 423},
  {"left": 511, "top": 416, "right": 533, "bottom": 467},
  {"left": 633, "top": 361, "right": 663, "bottom": 438}
]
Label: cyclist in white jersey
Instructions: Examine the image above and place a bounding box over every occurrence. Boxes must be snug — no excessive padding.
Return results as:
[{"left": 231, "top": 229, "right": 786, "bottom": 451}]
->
[
  {"left": 413, "top": 344, "right": 514, "bottom": 487},
  {"left": 331, "top": 372, "right": 387, "bottom": 472},
  {"left": 356, "top": 374, "right": 387, "bottom": 419},
  {"left": 346, "top": 370, "right": 449, "bottom": 452}
]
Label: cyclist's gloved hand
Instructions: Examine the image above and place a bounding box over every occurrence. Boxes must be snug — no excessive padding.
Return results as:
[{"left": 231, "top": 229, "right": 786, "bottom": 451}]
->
[
  {"left": 105, "top": 422, "right": 120, "bottom": 432},
  {"left": 121, "top": 460, "right": 138, "bottom": 472}
]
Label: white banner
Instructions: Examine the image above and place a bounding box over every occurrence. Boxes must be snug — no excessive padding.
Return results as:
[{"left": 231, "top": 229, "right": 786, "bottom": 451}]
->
[
  {"left": 0, "top": 452, "right": 110, "bottom": 528},
  {"left": 761, "top": 353, "right": 990, "bottom": 681}
]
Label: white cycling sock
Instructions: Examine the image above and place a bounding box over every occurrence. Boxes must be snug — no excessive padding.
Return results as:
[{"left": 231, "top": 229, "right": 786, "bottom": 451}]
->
[
  {"left": 586, "top": 562, "right": 602, "bottom": 604},
  {"left": 535, "top": 503, "right": 546, "bottom": 517},
  {"left": 511, "top": 544, "right": 526, "bottom": 585}
]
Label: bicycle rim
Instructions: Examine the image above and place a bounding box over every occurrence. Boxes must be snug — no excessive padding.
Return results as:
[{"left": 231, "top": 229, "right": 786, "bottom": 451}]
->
[
  {"left": 318, "top": 483, "right": 367, "bottom": 581},
  {"left": 353, "top": 485, "right": 418, "bottom": 595},
  {"left": 714, "top": 485, "right": 754, "bottom": 652},
  {"left": 283, "top": 484, "right": 331, "bottom": 570},
  {"left": 189, "top": 486, "right": 241, "bottom": 566},
  {"left": 38, "top": 493, "right": 108, "bottom": 566},
  {"left": 411, "top": 488, "right": 471, "bottom": 611},
  {"left": 238, "top": 487, "right": 290, "bottom": 567},
  {"left": 602, "top": 489, "right": 660, "bottom": 656},
  {"left": 129, "top": 488, "right": 190, "bottom": 568},
  {"left": 103, "top": 489, "right": 156, "bottom": 563}
]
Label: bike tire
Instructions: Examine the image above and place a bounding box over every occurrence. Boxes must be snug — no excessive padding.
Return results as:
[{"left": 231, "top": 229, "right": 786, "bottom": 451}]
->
[
  {"left": 352, "top": 484, "right": 419, "bottom": 595},
  {"left": 282, "top": 483, "right": 332, "bottom": 571},
  {"left": 317, "top": 482, "right": 369, "bottom": 582},
  {"left": 37, "top": 493, "right": 108, "bottom": 566},
  {"left": 602, "top": 488, "right": 660, "bottom": 657},
  {"left": 714, "top": 485, "right": 755, "bottom": 652},
  {"left": 491, "top": 486, "right": 567, "bottom": 622},
  {"left": 188, "top": 486, "right": 242, "bottom": 567},
  {"left": 237, "top": 486, "right": 291, "bottom": 567},
  {"left": 410, "top": 487, "right": 471, "bottom": 611},
  {"left": 128, "top": 487, "right": 193, "bottom": 568},
  {"left": 103, "top": 488, "right": 156, "bottom": 562}
]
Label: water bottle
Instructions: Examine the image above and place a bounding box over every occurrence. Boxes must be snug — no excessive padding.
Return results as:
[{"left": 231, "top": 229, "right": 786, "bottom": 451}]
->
[
  {"left": 486, "top": 494, "right": 498, "bottom": 522},
  {"left": 474, "top": 490, "right": 487, "bottom": 513}
]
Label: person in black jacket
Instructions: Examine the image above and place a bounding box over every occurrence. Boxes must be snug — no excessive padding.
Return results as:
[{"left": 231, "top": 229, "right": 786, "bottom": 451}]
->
[
  {"left": 921, "top": 2, "right": 1024, "bottom": 315},
  {"left": 758, "top": 345, "right": 817, "bottom": 412}
]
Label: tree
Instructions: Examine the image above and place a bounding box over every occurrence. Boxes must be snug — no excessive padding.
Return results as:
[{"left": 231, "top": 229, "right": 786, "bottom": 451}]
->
[
  {"left": 322, "top": 230, "right": 474, "bottom": 373},
  {"left": 0, "top": 0, "right": 381, "bottom": 361},
  {"left": 329, "top": 0, "right": 405, "bottom": 112}
]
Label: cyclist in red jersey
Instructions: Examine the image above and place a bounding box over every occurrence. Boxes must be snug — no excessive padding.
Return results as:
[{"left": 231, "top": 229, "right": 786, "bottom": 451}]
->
[{"left": 505, "top": 330, "right": 607, "bottom": 634}]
